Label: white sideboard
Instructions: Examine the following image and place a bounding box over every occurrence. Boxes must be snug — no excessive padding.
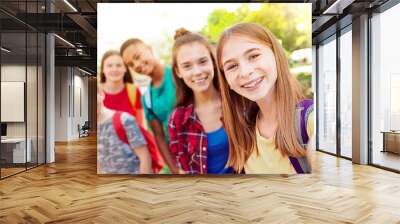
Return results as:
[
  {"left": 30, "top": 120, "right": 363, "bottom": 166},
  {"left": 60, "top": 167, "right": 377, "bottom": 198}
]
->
[{"left": 1, "top": 138, "right": 32, "bottom": 163}]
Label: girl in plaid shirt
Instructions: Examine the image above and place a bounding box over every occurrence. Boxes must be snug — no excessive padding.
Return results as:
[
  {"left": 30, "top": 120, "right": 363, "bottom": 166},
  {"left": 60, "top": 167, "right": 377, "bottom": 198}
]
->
[{"left": 168, "top": 28, "right": 233, "bottom": 174}]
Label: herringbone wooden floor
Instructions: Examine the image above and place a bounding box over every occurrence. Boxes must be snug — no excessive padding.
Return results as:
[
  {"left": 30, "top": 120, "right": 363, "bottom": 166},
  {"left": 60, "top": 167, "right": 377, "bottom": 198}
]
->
[{"left": 1, "top": 135, "right": 400, "bottom": 224}]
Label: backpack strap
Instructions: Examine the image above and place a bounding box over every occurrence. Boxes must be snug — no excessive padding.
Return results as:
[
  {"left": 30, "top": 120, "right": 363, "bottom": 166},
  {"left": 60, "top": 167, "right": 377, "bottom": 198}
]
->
[
  {"left": 291, "top": 99, "right": 314, "bottom": 174},
  {"left": 139, "top": 125, "right": 165, "bottom": 172},
  {"left": 113, "top": 111, "right": 165, "bottom": 173},
  {"left": 288, "top": 157, "right": 304, "bottom": 174},
  {"left": 294, "top": 99, "right": 314, "bottom": 146},
  {"left": 143, "top": 88, "right": 152, "bottom": 110},
  {"left": 289, "top": 156, "right": 312, "bottom": 174},
  {"left": 112, "top": 111, "right": 129, "bottom": 145},
  {"left": 143, "top": 87, "right": 161, "bottom": 121},
  {"left": 126, "top": 83, "right": 137, "bottom": 115}
]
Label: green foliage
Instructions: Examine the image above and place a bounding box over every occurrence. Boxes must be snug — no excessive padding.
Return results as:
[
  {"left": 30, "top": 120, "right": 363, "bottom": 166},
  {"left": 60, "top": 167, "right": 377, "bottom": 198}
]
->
[
  {"left": 201, "top": 4, "right": 311, "bottom": 53},
  {"left": 154, "top": 31, "right": 173, "bottom": 66},
  {"left": 296, "top": 72, "right": 313, "bottom": 99},
  {"left": 201, "top": 4, "right": 312, "bottom": 97},
  {"left": 201, "top": 9, "right": 240, "bottom": 45}
]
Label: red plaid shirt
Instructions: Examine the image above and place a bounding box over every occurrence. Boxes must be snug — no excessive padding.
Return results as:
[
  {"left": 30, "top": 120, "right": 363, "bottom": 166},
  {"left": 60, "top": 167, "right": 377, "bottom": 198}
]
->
[{"left": 168, "top": 103, "right": 208, "bottom": 174}]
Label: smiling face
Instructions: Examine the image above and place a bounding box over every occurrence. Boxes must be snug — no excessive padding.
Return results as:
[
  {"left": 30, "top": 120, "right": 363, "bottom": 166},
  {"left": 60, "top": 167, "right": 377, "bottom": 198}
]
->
[
  {"left": 176, "top": 42, "right": 214, "bottom": 93},
  {"left": 102, "top": 54, "right": 127, "bottom": 83},
  {"left": 122, "top": 43, "right": 156, "bottom": 76},
  {"left": 221, "top": 35, "right": 277, "bottom": 102}
]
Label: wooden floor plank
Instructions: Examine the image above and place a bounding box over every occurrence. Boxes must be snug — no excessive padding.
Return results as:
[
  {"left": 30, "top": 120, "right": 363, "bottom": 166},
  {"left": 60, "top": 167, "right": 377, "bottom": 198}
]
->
[{"left": 0, "top": 135, "right": 399, "bottom": 223}]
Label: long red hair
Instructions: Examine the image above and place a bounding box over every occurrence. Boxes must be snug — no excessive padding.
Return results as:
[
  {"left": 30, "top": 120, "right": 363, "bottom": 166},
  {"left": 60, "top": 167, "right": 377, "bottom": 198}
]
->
[{"left": 216, "top": 23, "right": 305, "bottom": 172}]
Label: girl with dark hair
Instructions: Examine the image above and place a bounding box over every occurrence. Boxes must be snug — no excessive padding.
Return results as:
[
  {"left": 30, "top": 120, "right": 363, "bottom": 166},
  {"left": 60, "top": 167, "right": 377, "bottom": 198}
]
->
[
  {"left": 168, "top": 28, "right": 233, "bottom": 174},
  {"left": 120, "top": 39, "right": 178, "bottom": 174}
]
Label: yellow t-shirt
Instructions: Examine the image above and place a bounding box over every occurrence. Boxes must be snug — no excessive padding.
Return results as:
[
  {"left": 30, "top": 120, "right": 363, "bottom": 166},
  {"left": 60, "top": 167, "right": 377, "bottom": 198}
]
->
[{"left": 244, "top": 111, "right": 314, "bottom": 174}]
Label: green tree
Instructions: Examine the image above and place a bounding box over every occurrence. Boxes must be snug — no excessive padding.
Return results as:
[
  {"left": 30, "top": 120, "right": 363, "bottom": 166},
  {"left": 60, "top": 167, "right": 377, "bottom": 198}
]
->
[
  {"left": 153, "top": 31, "right": 173, "bottom": 66},
  {"left": 201, "top": 9, "right": 241, "bottom": 45},
  {"left": 201, "top": 4, "right": 311, "bottom": 53},
  {"left": 201, "top": 4, "right": 313, "bottom": 98}
]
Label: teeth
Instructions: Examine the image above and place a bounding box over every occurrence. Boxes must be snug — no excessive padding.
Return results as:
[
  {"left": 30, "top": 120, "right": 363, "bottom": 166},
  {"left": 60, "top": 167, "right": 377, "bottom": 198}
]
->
[
  {"left": 243, "top": 77, "right": 262, "bottom": 88},
  {"left": 244, "top": 81, "right": 257, "bottom": 88},
  {"left": 193, "top": 77, "right": 207, "bottom": 83}
]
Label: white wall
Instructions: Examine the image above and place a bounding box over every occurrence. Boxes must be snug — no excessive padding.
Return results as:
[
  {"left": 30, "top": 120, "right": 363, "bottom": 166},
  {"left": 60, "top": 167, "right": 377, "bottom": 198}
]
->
[
  {"left": 55, "top": 66, "right": 69, "bottom": 141},
  {"left": 1, "top": 65, "right": 30, "bottom": 138},
  {"left": 72, "top": 73, "right": 89, "bottom": 137},
  {"left": 54, "top": 67, "right": 89, "bottom": 141},
  {"left": 1, "top": 64, "right": 45, "bottom": 164}
]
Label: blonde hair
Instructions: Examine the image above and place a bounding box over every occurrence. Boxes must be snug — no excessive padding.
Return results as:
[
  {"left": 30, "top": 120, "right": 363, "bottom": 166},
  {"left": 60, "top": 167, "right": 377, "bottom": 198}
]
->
[{"left": 216, "top": 23, "right": 305, "bottom": 172}]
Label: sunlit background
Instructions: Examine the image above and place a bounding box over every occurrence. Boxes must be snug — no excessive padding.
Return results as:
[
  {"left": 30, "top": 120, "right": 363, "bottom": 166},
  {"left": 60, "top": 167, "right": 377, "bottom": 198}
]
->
[{"left": 98, "top": 3, "right": 312, "bottom": 98}]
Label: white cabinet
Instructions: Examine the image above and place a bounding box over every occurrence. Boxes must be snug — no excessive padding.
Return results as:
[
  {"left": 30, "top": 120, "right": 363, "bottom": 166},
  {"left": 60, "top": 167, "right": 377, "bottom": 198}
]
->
[{"left": 1, "top": 138, "right": 32, "bottom": 163}]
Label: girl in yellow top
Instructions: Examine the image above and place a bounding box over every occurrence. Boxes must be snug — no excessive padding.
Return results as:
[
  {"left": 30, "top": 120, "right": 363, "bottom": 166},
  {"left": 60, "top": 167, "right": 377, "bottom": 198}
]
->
[{"left": 216, "top": 23, "right": 314, "bottom": 174}]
